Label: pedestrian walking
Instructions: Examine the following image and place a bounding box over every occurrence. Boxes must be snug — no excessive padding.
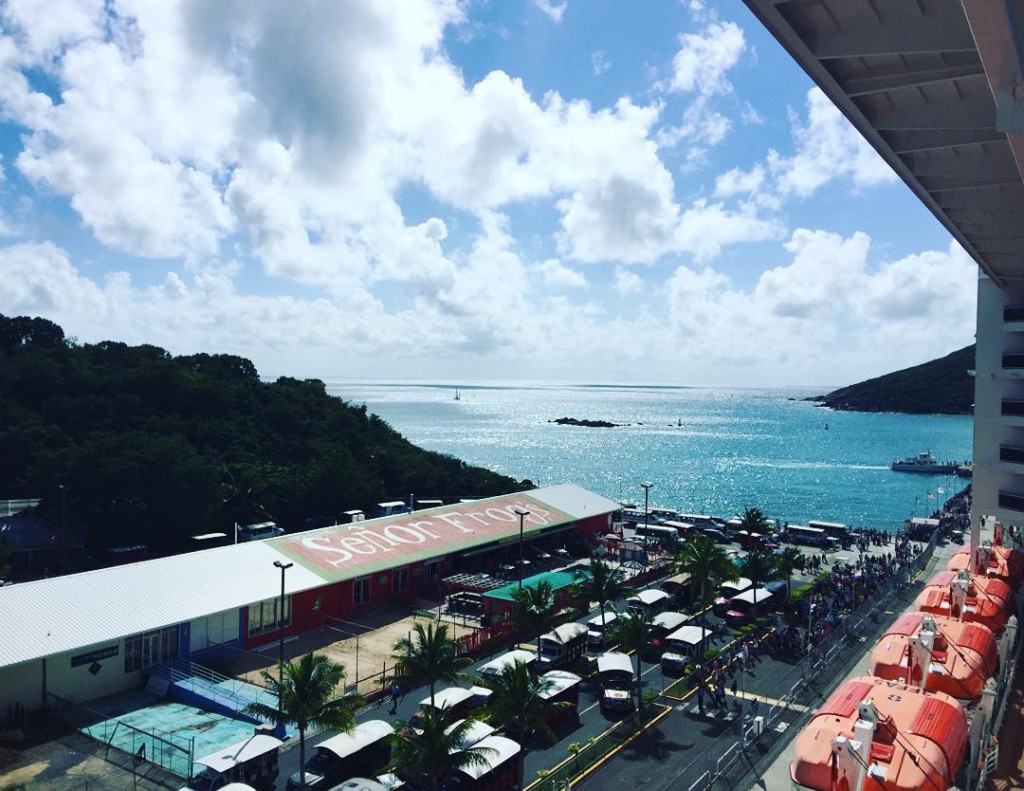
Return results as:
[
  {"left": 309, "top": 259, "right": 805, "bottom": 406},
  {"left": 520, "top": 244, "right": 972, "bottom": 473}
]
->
[
  {"left": 731, "top": 678, "right": 738, "bottom": 698},
  {"left": 388, "top": 682, "right": 402, "bottom": 715},
  {"left": 715, "top": 684, "right": 726, "bottom": 711},
  {"left": 696, "top": 684, "right": 706, "bottom": 715}
]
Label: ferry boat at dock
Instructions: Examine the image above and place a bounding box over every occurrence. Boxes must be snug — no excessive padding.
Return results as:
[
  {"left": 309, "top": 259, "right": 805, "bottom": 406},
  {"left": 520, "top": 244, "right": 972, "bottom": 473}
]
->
[{"left": 890, "top": 451, "right": 959, "bottom": 474}]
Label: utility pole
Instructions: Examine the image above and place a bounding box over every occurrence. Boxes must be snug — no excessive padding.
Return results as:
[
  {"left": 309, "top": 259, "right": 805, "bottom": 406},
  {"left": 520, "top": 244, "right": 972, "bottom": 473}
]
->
[
  {"left": 273, "top": 560, "right": 293, "bottom": 715},
  {"left": 515, "top": 509, "right": 531, "bottom": 589}
]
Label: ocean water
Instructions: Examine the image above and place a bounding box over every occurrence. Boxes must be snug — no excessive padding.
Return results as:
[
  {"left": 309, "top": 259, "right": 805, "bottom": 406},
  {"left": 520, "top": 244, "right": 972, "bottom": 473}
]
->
[{"left": 323, "top": 381, "right": 973, "bottom": 532}]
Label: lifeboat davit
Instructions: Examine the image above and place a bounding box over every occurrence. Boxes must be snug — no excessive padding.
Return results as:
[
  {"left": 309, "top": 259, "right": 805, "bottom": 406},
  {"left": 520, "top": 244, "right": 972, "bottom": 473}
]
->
[
  {"left": 914, "top": 570, "right": 1011, "bottom": 633},
  {"left": 791, "top": 677, "right": 967, "bottom": 791},
  {"left": 869, "top": 612, "right": 997, "bottom": 699},
  {"left": 946, "top": 543, "right": 1024, "bottom": 587}
]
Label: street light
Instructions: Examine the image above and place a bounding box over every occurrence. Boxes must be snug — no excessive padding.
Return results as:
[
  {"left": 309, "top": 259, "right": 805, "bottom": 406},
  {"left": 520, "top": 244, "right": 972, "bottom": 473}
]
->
[
  {"left": 273, "top": 560, "right": 293, "bottom": 713},
  {"left": 641, "top": 483, "right": 654, "bottom": 530},
  {"left": 515, "top": 509, "right": 531, "bottom": 589}
]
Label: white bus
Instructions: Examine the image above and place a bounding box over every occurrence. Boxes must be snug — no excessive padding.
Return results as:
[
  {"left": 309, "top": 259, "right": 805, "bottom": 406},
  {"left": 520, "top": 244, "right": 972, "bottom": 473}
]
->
[
  {"left": 634, "top": 523, "right": 682, "bottom": 547},
  {"left": 677, "top": 514, "right": 717, "bottom": 530},
  {"left": 808, "top": 520, "right": 852, "bottom": 542},
  {"left": 784, "top": 524, "right": 834, "bottom": 548}
]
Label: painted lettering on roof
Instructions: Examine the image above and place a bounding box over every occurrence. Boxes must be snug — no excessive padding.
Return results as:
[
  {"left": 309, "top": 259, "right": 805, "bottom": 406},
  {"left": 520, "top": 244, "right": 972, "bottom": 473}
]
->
[{"left": 271, "top": 494, "right": 572, "bottom": 581}]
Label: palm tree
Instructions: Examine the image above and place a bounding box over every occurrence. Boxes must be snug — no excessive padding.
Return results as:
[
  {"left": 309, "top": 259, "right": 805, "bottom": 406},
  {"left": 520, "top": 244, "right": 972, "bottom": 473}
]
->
[
  {"left": 510, "top": 580, "right": 556, "bottom": 659},
  {"left": 482, "top": 660, "right": 572, "bottom": 744},
  {"left": 243, "top": 652, "right": 362, "bottom": 791},
  {"left": 741, "top": 546, "right": 783, "bottom": 619},
  {"left": 388, "top": 706, "right": 496, "bottom": 791},
  {"left": 672, "top": 535, "right": 739, "bottom": 628},
  {"left": 607, "top": 609, "right": 652, "bottom": 717},
  {"left": 775, "top": 545, "right": 803, "bottom": 601},
  {"left": 391, "top": 621, "right": 471, "bottom": 707},
  {"left": 573, "top": 558, "right": 628, "bottom": 628},
  {"left": 739, "top": 506, "right": 772, "bottom": 535}
]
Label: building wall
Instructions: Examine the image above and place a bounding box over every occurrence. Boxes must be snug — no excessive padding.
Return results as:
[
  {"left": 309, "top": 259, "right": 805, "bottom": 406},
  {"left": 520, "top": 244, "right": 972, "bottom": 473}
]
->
[
  {"left": 973, "top": 275, "right": 1024, "bottom": 534},
  {"left": 0, "top": 639, "right": 145, "bottom": 717}
]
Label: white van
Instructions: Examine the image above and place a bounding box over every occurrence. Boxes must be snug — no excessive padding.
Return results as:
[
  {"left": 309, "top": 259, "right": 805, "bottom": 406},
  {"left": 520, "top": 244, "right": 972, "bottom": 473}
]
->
[{"left": 236, "top": 521, "right": 284, "bottom": 542}]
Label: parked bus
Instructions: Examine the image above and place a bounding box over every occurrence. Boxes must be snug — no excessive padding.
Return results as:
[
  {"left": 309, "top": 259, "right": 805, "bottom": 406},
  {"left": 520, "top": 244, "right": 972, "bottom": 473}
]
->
[
  {"left": 659, "top": 572, "right": 693, "bottom": 606},
  {"left": 808, "top": 520, "right": 854, "bottom": 544},
  {"left": 476, "top": 649, "right": 536, "bottom": 681},
  {"left": 677, "top": 514, "right": 717, "bottom": 530},
  {"left": 737, "top": 531, "right": 778, "bottom": 551},
  {"left": 723, "top": 587, "right": 774, "bottom": 627},
  {"left": 537, "top": 670, "right": 582, "bottom": 729},
  {"left": 625, "top": 589, "right": 671, "bottom": 617},
  {"left": 713, "top": 577, "right": 753, "bottom": 614},
  {"left": 538, "top": 622, "right": 588, "bottom": 668},
  {"left": 784, "top": 524, "right": 834, "bottom": 548},
  {"left": 446, "top": 735, "right": 522, "bottom": 790},
  {"left": 662, "top": 520, "right": 696, "bottom": 537},
  {"left": 644, "top": 611, "right": 690, "bottom": 658},
  {"left": 185, "top": 734, "right": 283, "bottom": 791},
  {"left": 586, "top": 611, "right": 618, "bottom": 649},
  {"left": 286, "top": 720, "right": 393, "bottom": 790},
  {"left": 597, "top": 652, "right": 634, "bottom": 713},
  {"left": 634, "top": 523, "right": 682, "bottom": 547},
  {"left": 660, "top": 625, "right": 713, "bottom": 672}
]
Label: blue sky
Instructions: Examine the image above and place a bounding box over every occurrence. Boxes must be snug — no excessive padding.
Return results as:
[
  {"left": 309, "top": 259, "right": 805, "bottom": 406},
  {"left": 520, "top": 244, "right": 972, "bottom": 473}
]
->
[{"left": 0, "top": 0, "right": 976, "bottom": 387}]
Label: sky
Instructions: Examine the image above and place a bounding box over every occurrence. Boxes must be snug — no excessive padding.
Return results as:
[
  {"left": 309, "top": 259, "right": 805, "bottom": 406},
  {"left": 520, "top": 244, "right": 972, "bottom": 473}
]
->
[{"left": 0, "top": 0, "right": 979, "bottom": 388}]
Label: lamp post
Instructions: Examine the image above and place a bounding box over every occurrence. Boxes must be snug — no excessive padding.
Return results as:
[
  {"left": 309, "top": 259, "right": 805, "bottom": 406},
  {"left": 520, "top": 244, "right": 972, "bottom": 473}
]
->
[
  {"left": 273, "top": 560, "right": 293, "bottom": 713},
  {"left": 515, "top": 509, "right": 531, "bottom": 589},
  {"left": 641, "top": 483, "right": 654, "bottom": 530}
]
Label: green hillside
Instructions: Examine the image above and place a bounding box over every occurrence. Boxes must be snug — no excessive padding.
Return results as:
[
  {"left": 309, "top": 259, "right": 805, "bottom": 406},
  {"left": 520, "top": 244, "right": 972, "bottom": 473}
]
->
[
  {"left": 0, "top": 314, "right": 529, "bottom": 555},
  {"left": 813, "top": 344, "right": 975, "bottom": 415}
]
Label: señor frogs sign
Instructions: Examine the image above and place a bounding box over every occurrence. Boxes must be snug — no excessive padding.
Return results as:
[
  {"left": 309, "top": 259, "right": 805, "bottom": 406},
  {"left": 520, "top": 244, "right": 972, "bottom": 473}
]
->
[{"left": 273, "top": 494, "right": 572, "bottom": 581}]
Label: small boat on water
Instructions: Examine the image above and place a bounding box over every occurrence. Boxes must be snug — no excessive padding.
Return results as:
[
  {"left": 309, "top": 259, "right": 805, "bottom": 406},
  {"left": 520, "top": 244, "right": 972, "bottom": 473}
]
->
[{"left": 891, "top": 451, "right": 958, "bottom": 474}]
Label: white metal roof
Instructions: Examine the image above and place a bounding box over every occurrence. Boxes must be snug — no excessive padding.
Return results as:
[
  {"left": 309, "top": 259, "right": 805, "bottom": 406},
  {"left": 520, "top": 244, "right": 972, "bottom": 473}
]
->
[
  {"left": 540, "top": 622, "right": 588, "bottom": 644},
  {"left": 456, "top": 735, "right": 521, "bottom": 779},
  {"left": 317, "top": 720, "right": 393, "bottom": 759},
  {"left": 538, "top": 670, "right": 582, "bottom": 699},
  {"left": 729, "top": 587, "right": 773, "bottom": 605},
  {"left": 587, "top": 612, "right": 617, "bottom": 628},
  {"left": 652, "top": 611, "right": 689, "bottom": 631},
  {"left": 195, "top": 734, "right": 283, "bottom": 772},
  {"left": 0, "top": 540, "right": 324, "bottom": 669},
  {"left": 445, "top": 718, "right": 496, "bottom": 750},
  {"left": 477, "top": 649, "right": 536, "bottom": 677},
  {"left": 0, "top": 484, "right": 616, "bottom": 670},
  {"left": 665, "top": 625, "right": 712, "bottom": 645},
  {"left": 420, "top": 686, "right": 474, "bottom": 710},
  {"left": 628, "top": 589, "right": 671, "bottom": 606},
  {"left": 596, "top": 652, "right": 633, "bottom": 675}
]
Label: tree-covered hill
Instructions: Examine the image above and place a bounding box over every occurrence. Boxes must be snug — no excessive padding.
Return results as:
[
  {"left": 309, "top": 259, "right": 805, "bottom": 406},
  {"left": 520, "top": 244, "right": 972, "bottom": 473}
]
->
[
  {"left": 812, "top": 344, "right": 975, "bottom": 415},
  {"left": 0, "top": 314, "right": 530, "bottom": 555}
]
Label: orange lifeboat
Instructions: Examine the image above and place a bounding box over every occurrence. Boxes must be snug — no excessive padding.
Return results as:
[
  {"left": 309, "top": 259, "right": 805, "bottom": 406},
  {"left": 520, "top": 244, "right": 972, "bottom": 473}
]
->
[
  {"left": 869, "top": 612, "right": 997, "bottom": 699},
  {"left": 790, "top": 677, "right": 967, "bottom": 791},
  {"left": 946, "top": 544, "right": 1024, "bottom": 587},
  {"left": 914, "top": 571, "right": 1011, "bottom": 633}
]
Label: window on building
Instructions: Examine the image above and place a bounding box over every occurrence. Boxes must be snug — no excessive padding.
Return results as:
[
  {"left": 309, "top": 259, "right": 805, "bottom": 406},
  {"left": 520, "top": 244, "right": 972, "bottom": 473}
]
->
[
  {"left": 247, "top": 595, "right": 292, "bottom": 636},
  {"left": 393, "top": 567, "right": 409, "bottom": 593},
  {"left": 424, "top": 560, "right": 442, "bottom": 583},
  {"left": 124, "top": 626, "right": 178, "bottom": 674},
  {"left": 354, "top": 576, "right": 372, "bottom": 605}
]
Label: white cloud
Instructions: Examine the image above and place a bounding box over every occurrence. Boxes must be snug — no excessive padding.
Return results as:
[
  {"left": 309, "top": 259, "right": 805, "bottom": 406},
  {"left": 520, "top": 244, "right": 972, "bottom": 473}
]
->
[
  {"left": 715, "top": 165, "right": 765, "bottom": 198},
  {"left": 591, "top": 50, "right": 609, "bottom": 75},
  {"left": 664, "top": 22, "right": 745, "bottom": 96},
  {"left": 531, "top": 0, "right": 567, "bottom": 23},
  {"left": 614, "top": 266, "right": 644, "bottom": 296},
  {"left": 537, "top": 258, "right": 587, "bottom": 288},
  {"left": 768, "top": 88, "right": 896, "bottom": 198}
]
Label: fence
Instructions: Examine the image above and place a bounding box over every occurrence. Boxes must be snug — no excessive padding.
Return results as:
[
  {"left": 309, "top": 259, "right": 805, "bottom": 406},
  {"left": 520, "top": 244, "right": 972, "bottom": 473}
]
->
[{"left": 49, "top": 693, "right": 195, "bottom": 781}]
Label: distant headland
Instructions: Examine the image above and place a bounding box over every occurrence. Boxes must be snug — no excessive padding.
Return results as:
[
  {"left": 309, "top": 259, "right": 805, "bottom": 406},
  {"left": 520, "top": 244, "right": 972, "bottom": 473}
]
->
[
  {"left": 550, "top": 417, "right": 622, "bottom": 428},
  {"left": 808, "top": 344, "right": 975, "bottom": 415}
]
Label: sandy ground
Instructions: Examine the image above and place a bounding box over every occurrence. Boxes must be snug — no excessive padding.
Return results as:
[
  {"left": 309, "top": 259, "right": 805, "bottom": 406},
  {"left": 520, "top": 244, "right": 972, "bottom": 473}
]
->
[{"left": 223, "top": 606, "right": 483, "bottom": 698}]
